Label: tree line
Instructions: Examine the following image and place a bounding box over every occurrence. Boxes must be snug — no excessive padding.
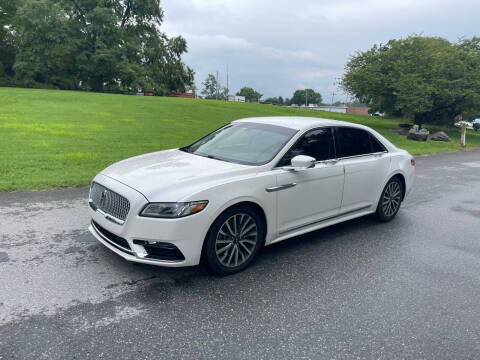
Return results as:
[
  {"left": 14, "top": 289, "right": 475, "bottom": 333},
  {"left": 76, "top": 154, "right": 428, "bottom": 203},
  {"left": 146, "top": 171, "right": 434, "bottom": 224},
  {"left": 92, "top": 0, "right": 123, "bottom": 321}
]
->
[
  {"left": 200, "top": 35, "right": 480, "bottom": 126},
  {"left": 342, "top": 35, "right": 480, "bottom": 126},
  {"left": 200, "top": 73, "right": 323, "bottom": 105},
  {"left": 0, "top": 0, "right": 194, "bottom": 94}
]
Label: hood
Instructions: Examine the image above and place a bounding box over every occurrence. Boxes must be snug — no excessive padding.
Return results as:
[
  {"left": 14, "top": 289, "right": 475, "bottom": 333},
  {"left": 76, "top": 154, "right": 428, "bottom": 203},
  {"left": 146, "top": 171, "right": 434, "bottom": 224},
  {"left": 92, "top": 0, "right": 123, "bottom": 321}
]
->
[{"left": 101, "top": 149, "right": 255, "bottom": 201}]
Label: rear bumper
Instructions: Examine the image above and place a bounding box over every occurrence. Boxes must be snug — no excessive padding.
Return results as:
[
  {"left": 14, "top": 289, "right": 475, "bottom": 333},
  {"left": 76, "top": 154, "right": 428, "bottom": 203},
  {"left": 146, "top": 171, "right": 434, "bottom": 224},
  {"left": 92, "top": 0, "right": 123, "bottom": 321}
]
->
[{"left": 405, "top": 161, "right": 415, "bottom": 198}]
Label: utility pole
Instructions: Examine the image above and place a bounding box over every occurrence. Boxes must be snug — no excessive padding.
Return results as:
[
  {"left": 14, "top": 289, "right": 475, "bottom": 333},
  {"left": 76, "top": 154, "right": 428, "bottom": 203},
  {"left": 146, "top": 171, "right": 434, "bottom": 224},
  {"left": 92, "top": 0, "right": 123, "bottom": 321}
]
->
[
  {"left": 305, "top": 89, "right": 308, "bottom": 107},
  {"left": 331, "top": 91, "right": 335, "bottom": 106},
  {"left": 226, "top": 65, "right": 229, "bottom": 101},
  {"left": 216, "top": 71, "right": 219, "bottom": 100}
]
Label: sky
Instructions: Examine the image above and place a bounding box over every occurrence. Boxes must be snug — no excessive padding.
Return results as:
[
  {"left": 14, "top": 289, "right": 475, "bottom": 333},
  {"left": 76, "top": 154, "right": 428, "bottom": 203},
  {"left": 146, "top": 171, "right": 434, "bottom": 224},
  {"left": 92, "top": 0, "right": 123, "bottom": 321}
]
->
[{"left": 161, "top": 0, "right": 480, "bottom": 102}]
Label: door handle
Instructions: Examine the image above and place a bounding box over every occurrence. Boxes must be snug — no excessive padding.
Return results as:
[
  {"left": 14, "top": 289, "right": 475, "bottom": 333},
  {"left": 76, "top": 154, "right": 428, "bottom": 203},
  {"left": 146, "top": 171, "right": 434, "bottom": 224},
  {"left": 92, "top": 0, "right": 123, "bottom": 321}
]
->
[
  {"left": 324, "top": 159, "right": 338, "bottom": 165},
  {"left": 265, "top": 183, "right": 297, "bottom": 192}
]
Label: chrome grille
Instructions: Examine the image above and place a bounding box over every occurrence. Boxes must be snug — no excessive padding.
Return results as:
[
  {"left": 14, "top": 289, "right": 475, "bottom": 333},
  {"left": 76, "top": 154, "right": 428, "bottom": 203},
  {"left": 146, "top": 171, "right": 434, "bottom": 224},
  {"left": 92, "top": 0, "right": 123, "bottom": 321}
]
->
[{"left": 89, "top": 182, "right": 130, "bottom": 223}]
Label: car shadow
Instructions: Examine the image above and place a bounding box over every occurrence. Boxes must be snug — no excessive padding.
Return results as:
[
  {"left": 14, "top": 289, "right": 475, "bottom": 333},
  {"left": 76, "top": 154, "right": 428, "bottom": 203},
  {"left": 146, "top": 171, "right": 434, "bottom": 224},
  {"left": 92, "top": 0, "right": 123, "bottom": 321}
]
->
[{"left": 132, "top": 213, "right": 391, "bottom": 283}]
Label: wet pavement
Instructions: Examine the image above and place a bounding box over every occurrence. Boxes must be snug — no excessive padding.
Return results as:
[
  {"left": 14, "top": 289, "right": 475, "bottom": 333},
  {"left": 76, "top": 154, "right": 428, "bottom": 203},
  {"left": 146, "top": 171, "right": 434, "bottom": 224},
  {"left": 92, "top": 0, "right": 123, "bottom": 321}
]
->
[{"left": 1, "top": 150, "right": 480, "bottom": 359}]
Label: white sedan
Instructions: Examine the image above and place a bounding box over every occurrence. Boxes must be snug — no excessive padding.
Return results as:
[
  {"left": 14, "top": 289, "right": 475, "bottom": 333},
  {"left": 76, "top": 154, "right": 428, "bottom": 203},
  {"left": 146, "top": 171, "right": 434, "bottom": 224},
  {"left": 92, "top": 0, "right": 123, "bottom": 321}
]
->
[{"left": 88, "top": 117, "right": 415, "bottom": 275}]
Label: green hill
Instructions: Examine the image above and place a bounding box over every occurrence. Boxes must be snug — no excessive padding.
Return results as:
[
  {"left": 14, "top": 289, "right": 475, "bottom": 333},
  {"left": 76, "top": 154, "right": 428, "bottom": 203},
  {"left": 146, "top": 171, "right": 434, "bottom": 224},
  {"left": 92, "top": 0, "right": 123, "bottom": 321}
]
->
[{"left": 1, "top": 87, "right": 479, "bottom": 191}]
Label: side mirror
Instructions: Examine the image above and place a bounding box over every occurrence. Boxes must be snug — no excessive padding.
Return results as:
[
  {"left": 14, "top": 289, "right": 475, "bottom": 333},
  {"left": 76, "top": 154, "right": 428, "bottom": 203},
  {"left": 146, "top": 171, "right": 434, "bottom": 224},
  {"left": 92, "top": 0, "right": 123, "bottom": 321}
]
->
[{"left": 284, "top": 155, "right": 316, "bottom": 171}]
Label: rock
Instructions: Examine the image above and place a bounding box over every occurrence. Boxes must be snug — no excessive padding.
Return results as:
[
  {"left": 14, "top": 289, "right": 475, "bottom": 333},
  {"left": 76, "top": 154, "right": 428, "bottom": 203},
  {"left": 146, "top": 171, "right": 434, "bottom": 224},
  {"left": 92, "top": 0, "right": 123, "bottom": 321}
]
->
[
  {"left": 407, "top": 125, "right": 429, "bottom": 141},
  {"left": 431, "top": 131, "right": 451, "bottom": 142}
]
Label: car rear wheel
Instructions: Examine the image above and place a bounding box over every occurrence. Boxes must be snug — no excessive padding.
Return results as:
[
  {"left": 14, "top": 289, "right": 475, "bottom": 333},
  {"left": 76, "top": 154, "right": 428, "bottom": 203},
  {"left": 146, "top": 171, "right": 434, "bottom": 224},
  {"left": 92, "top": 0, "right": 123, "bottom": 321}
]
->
[
  {"left": 204, "top": 205, "right": 265, "bottom": 276},
  {"left": 376, "top": 177, "right": 403, "bottom": 222}
]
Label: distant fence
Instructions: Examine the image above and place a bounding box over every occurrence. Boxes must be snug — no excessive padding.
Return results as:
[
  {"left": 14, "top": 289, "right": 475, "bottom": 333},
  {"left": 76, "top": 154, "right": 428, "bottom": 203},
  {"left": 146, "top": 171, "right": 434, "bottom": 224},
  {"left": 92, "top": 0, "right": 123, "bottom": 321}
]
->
[
  {"left": 101, "top": 90, "right": 155, "bottom": 96},
  {"left": 171, "top": 91, "right": 196, "bottom": 98},
  {"left": 346, "top": 106, "right": 370, "bottom": 115}
]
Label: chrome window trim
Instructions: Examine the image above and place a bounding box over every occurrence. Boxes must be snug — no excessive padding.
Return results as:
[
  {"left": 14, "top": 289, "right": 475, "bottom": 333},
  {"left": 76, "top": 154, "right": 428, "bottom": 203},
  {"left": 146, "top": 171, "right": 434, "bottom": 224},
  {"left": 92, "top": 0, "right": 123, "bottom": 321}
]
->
[
  {"left": 336, "top": 150, "right": 388, "bottom": 161},
  {"left": 273, "top": 151, "right": 388, "bottom": 171}
]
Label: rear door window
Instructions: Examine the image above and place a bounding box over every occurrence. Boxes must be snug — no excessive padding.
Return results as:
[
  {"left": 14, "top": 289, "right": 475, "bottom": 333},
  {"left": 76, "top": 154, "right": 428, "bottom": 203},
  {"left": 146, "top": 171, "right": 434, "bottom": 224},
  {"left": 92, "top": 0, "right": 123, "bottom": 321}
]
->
[
  {"left": 335, "top": 127, "right": 372, "bottom": 157},
  {"left": 370, "top": 134, "right": 387, "bottom": 153}
]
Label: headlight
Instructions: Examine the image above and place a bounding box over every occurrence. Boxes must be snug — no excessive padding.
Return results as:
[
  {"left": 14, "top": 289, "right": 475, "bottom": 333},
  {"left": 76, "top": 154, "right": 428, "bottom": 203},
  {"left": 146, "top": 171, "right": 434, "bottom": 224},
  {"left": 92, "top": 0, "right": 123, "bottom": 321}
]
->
[{"left": 139, "top": 201, "right": 208, "bottom": 218}]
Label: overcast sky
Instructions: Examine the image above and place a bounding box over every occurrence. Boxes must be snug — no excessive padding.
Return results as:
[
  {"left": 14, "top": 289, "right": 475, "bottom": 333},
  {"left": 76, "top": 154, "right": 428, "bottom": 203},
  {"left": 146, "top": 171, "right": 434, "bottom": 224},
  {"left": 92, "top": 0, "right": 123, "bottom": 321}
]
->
[{"left": 162, "top": 0, "right": 480, "bottom": 101}]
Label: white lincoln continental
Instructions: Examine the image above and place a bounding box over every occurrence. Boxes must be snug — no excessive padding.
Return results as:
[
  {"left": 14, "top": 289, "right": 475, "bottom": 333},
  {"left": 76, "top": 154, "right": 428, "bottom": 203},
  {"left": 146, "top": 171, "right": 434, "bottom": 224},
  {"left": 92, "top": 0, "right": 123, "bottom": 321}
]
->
[{"left": 88, "top": 117, "right": 415, "bottom": 275}]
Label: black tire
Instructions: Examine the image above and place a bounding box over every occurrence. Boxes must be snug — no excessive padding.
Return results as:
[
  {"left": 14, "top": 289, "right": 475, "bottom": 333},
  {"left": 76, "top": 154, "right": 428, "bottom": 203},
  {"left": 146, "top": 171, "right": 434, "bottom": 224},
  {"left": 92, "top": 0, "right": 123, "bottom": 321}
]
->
[
  {"left": 375, "top": 177, "right": 404, "bottom": 222},
  {"left": 204, "top": 205, "right": 265, "bottom": 276}
]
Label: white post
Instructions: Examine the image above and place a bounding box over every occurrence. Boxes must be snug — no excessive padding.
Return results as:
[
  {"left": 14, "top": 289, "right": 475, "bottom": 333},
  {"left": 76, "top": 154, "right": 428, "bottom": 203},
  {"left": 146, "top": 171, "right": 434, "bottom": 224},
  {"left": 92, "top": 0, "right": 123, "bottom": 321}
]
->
[{"left": 461, "top": 123, "right": 467, "bottom": 149}]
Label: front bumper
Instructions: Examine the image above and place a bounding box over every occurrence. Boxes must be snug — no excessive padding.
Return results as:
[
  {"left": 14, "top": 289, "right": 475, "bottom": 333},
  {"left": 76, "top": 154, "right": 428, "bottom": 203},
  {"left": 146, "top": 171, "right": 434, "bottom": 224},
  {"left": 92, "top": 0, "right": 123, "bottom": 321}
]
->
[
  {"left": 89, "top": 222, "right": 191, "bottom": 267},
  {"left": 88, "top": 174, "right": 210, "bottom": 267}
]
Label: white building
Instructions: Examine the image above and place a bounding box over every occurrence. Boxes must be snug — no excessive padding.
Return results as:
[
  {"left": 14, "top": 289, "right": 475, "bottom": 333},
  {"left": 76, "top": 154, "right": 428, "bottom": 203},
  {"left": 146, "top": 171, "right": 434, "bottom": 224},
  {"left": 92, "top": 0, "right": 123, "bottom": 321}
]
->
[
  {"left": 228, "top": 95, "right": 246, "bottom": 102},
  {"left": 312, "top": 106, "right": 347, "bottom": 114}
]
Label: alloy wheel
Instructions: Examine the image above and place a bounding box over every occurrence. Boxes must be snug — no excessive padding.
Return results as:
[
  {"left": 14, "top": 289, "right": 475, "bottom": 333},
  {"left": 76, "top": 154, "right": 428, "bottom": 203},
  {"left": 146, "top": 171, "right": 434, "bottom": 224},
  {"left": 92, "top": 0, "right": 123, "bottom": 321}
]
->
[
  {"left": 215, "top": 213, "right": 258, "bottom": 268},
  {"left": 382, "top": 181, "right": 402, "bottom": 217}
]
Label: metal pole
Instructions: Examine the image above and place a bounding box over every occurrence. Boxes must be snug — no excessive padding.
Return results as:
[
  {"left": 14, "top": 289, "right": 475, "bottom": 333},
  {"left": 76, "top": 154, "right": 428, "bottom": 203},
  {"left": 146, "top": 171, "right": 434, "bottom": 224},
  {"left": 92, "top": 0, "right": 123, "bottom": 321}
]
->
[
  {"left": 305, "top": 89, "right": 308, "bottom": 107},
  {"left": 216, "top": 71, "right": 219, "bottom": 100}
]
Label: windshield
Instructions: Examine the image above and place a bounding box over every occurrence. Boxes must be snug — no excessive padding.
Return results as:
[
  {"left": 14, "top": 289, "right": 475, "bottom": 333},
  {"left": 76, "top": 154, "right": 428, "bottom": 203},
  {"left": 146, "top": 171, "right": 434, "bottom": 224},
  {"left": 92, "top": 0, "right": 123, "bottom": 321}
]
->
[{"left": 181, "top": 122, "right": 298, "bottom": 165}]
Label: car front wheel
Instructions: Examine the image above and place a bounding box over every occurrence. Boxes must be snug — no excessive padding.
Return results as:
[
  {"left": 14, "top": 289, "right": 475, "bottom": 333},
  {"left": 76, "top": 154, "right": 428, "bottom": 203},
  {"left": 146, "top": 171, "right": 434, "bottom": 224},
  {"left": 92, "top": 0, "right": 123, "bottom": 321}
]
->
[
  {"left": 204, "top": 205, "right": 265, "bottom": 275},
  {"left": 376, "top": 177, "right": 404, "bottom": 222}
]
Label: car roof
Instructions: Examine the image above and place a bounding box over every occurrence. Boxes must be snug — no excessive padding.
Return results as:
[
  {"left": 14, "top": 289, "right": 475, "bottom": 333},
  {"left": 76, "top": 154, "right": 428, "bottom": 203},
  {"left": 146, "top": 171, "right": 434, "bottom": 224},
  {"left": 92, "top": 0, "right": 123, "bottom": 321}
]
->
[{"left": 233, "top": 116, "right": 366, "bottom": 131}]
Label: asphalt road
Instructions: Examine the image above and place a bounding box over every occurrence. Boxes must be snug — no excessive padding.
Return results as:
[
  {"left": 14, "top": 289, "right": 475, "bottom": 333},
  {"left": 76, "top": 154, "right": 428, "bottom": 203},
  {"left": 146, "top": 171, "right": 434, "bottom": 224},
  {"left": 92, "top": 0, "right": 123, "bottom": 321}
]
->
[{"left": 1, "top": 150, "right": 480, "bottom": 359}]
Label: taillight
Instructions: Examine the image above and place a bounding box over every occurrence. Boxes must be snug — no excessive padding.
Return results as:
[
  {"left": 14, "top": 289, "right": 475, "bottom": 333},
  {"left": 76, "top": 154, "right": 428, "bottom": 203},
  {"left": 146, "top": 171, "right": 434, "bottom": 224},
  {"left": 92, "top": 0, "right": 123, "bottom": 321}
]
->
[{"left": 411, "top": 158, "right": 415, "bottom": 166}]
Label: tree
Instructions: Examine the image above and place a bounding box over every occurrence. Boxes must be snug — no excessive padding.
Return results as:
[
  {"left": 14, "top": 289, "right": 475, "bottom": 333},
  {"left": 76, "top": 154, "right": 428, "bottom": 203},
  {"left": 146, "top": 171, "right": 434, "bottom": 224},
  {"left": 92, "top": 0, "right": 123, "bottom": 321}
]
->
[
  {"left": 341, "top": 35, "right": 480, "bottom": 126},
  {"left": 263, "top": 96, "right": 285, "bottom": 105},
  {"left": 263, "top": 97, "right": 279, "bottom": 105},
  {"left": 0, "top": 0, "right": 20, "bottom": 81},
  {"left": 201, "top": 73, "right": 228, "bottom": 99},
  {"left": 13, "top": 0, "right": 78, "bottom": 88},
  {"left": 201, "top": 73, "right": 218, "bottom": 99},
  {"left": 4, "top": 0, "right": 194, "bottom": 92},
  {"left": 291, "top": 89, "right": 322, "bottom": 106},
  {"left": 237, "top": 87, "right": 262, "bottom": 102},
  {"left": 219, "top": 86, "right": 229, "bottom": 100}
]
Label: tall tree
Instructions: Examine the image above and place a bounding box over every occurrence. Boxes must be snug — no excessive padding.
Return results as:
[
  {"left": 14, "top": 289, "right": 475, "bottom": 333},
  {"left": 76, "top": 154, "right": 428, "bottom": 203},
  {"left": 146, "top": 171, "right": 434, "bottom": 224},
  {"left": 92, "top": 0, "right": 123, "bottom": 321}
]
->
[
  {"left": 236, "top": 87, "right": 262, "bottom": 102},
  {"left": 291, "top": 89, "right": 322, "bottom": 106},
  {"left": 342, "top": 35, "right": 480, "bottom": 125},
  {"left": 263, "top": 97, "right": 279, "bottom": 105},
  {"left": 201, "top": 73, "right": 218, "bottom": 99},
  {"left": 7, "top": 0, "right": 194, "bottom": 92},
  {"left": 0, "top": 0, "right": 20, "bottom": 80},
  {"left": 201, "top": 73, "right": 228, "bottom": 100}
]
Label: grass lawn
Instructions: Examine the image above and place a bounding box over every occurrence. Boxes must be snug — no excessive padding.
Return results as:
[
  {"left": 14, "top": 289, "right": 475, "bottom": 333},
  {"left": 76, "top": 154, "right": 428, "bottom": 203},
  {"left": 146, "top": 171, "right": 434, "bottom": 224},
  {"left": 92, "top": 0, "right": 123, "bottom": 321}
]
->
[{"left": 1, "top": 87, "right": 480, "bottom": 191}]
